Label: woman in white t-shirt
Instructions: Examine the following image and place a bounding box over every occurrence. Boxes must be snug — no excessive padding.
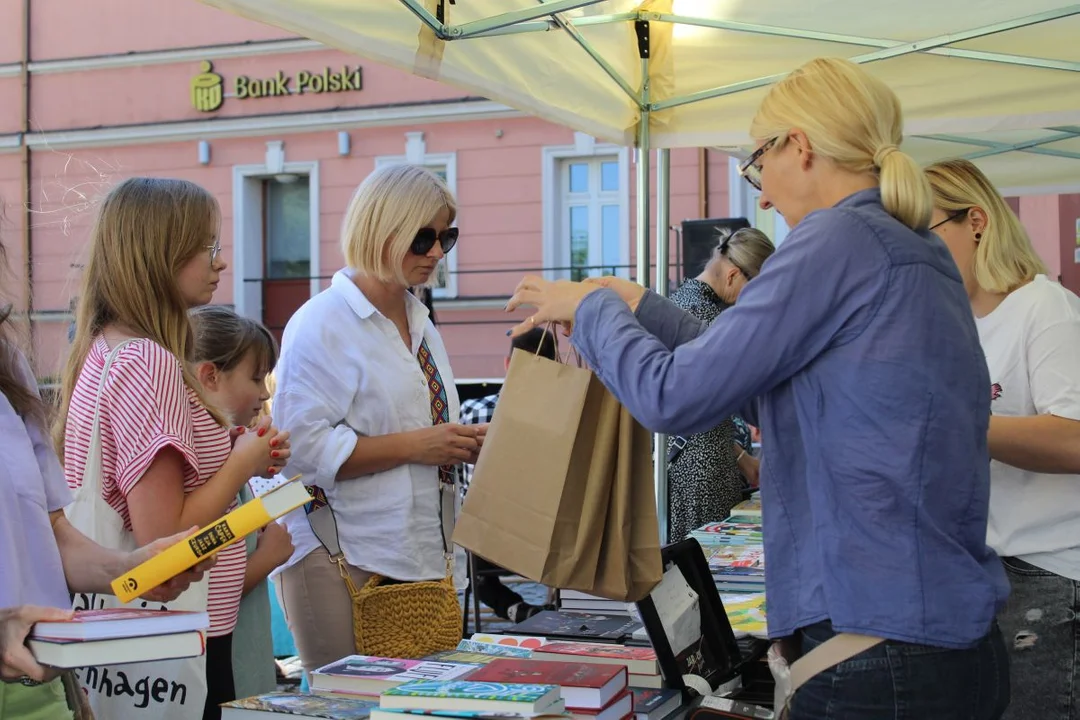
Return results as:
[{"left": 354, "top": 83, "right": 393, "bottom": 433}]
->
[{"left": 927, "top": 158, "right": 1080, "bottom": 720}]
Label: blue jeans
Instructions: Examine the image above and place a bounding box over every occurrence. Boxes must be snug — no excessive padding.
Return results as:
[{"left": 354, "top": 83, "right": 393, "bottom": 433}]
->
[
  {"left": 998, "top": 557, "right": 1080, "bottom": 720},
  {"left": 789, "top": 620, "right": 1010, "bottom": 720}
]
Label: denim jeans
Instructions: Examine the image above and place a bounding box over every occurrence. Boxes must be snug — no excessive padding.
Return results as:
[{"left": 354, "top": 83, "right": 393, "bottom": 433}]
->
[
  {"left": 789, "top": 620, "right": 1010, "bottom": 720},
  {"left": 998, "top": 557, "right": 1080, "bottom": 720}
]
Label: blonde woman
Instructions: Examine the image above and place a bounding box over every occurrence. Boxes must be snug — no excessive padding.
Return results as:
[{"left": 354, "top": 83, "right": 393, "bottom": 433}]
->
[
  {"left": 272, "top": 164, "right": 482, "bottom": 678},
  {"left": 506, "top": 58, "right": 1009, "bottom": 718},
  {"left": 927, "top": 158, "right": 1080, "bottom": 720},
  {"left": 666, "top": 227, "right": 774, "bottom": 541},
  {"left": 56, "top": 177, "right": 289, "bottom": 720}
]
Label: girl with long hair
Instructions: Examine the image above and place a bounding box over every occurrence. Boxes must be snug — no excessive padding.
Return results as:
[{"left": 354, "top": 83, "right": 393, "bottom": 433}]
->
[{"left": 55, "top": 177, "right": 290, "bottom": 720}]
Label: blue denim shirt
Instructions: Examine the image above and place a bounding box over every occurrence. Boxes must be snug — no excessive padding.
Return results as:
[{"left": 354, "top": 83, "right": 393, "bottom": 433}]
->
[{"left": 573, "top": 189, "right": 1009, "bottom": 648}]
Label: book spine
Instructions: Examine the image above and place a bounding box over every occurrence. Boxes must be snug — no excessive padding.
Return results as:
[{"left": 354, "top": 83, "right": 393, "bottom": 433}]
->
[{"left": 110, "top": 499, "right": 274, "bottom": 602}]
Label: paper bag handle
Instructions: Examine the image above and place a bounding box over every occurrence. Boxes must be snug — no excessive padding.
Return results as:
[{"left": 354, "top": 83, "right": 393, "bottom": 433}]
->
[{"left": 536, "top": 322, "right": 584, "bottom": 368}]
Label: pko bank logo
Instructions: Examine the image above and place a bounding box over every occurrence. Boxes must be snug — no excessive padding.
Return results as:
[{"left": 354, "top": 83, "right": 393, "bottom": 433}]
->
[{"left": 190, "top": 60, "right": 364, "bottom": 113}]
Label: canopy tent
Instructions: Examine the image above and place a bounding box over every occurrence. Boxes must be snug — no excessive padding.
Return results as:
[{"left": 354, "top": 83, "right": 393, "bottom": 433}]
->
[{"left": 200, "top": 0, "right": 1080, "bottom": 538}]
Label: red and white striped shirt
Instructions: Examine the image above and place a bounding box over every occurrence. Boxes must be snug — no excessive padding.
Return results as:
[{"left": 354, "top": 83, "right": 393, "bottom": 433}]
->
[{"left": 64, "top": 336, "right": 245, "bottom": 637}]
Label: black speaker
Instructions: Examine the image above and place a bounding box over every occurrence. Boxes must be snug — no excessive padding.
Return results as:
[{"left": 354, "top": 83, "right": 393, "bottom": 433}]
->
[{"left": 680, "top": 218, "right": 751, "bottom": 280}]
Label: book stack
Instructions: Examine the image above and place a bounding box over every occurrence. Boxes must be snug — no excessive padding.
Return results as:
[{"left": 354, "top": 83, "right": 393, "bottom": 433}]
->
[
  {"left": 465, "top": 659, "right": 632, "bottom": 720},
  {"left": 309, "top": 656, "right": 481, "bottom": 697},
  {"left": 28, "top": 608, "right": 209, "bottom": 668},
  {"left": 534, "top": 643, "right": 662, "bottom": 690},
  {"left": 688, "top": 520, "right": 763, "bottom": 548},
  {"left": 705, "top": 546, "right": 766, "bottom": 594},
  {"left": 221, "top": 693, "right": 378, "bottom": 719},
  {"left": 372, "top": 678, "right": 566, "bottom": 720}
]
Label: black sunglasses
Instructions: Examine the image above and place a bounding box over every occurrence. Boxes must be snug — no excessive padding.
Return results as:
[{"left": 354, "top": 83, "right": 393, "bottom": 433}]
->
[
  {"left": 930, "top": 209, "right": 968, "bottom": 232},
  {"left": 411, "top": 227, "right": 459, "bottom": 256},
  {"left": 737, "top": 137, "right": 778, "bottom": 191}
]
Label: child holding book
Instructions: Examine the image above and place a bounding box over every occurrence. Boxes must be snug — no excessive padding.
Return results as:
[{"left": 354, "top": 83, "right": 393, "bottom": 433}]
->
[
  {"left": 189, "top": 305, "right": 296, "bottom": 700},
  {"left": 55, "top": 178, "right": 292, "bottom": 720}
]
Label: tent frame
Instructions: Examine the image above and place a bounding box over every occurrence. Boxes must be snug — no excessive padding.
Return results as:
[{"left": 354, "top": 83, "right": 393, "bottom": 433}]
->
[{"left": 393, "top": 0, "right": 1080, "bottom": 538}]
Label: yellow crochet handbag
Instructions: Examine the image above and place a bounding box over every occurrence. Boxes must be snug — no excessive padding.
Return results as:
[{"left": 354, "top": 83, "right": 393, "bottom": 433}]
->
[{"left": 308, "top": 482, "right": 463, "bottom": 659}]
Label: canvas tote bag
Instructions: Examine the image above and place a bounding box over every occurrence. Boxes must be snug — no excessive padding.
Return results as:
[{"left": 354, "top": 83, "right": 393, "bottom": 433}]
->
[
  {"left": 453, "top": 344, "right": 662, "bottom": 602},
  {"left": 64, "top": 340, "right": 210, "bottom": 720}
]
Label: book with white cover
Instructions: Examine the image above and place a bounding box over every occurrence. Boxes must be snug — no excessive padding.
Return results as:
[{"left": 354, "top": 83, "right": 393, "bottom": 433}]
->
[{"left": 29, "top": 630, "right": 205, "bottom": 668}]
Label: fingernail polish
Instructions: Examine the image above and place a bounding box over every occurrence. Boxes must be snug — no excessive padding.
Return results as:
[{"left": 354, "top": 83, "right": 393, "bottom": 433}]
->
[
  {"left": 269, "top": 439, "right": 278, "bottom": 448},
  {"left": 271, "top": 451, "right": 280, "bottom": 458},
  {"left": 257, "top": 428, "right": 266, "bottom": 437},
  {"left": 267, "top": 467, "right": 275, "bottom": 474}
]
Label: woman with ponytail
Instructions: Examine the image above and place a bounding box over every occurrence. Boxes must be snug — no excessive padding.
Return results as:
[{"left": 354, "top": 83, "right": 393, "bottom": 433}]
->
[{"left": 505, "top": 57, "right": 1010, "bottom": 718}]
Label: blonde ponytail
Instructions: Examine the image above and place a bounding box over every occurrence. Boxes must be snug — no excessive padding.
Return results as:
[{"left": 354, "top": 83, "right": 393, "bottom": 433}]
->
[
  {"left": 750, "top": 57, "right": 932, "bottom": 231},
  {"left": 877, "top": 146, "right": 933, "bottom": 231}
]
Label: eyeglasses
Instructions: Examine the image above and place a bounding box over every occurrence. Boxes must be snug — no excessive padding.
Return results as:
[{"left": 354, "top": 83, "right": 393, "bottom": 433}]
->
[
  {"left": 930, "top": 209, "right": 969, "bottom": 232},
  {"left": 411, "top": 227, "right": 459, "bottom": 256},
  {"left": 737, "top": 137, "right": 778, "bottom": 191},
  {"left": 206, "top": 242, "right": 222, "bottom": 266}
]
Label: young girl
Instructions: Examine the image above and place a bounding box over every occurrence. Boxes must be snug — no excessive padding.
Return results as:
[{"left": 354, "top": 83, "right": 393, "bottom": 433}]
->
[
  {"left": 189, "top": 305, "right": 295, "bottom": 700},
  {"left": 55, "top": 177, "right": 291, "bottom": 720}
]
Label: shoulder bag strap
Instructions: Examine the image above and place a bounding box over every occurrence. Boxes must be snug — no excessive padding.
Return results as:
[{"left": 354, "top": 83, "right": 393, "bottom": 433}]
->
[{"left": 778, "top": 633, "right": 884, "bottom": 718}]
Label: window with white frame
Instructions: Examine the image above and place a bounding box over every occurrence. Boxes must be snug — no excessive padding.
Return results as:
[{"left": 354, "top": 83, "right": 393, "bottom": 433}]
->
[
  {"left": 374, "top": 150, "right": 459, "bottom": 298},
  {"left": 543, "top": 137, "right": 631, "bottom": 283}
]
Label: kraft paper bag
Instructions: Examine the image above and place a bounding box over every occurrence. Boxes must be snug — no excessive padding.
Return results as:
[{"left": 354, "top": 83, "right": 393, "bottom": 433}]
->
[{"left": 453, "top": 348, "right": 662, "bottom": 602}]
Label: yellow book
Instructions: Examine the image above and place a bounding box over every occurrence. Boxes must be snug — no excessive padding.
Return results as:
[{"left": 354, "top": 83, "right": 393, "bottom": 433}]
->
[{"left": 110, "top": 478, "right": 311, "bottom": 603}]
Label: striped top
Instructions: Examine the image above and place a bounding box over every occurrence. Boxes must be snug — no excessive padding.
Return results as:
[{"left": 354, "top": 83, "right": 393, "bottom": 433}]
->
[{"left": 64, "top": 336, "right": 245, "bottom": 637}]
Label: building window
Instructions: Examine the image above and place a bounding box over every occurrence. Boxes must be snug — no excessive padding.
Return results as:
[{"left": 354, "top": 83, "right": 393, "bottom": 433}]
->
[
  {"left": 542, "top": 136, "right": 631, "bottom": 283},
  {"left": 374, "top": 152, "right": 459, "bottom": 299},
  {"left": 264, "top": 174, "right": 311, "bottom": 279}
]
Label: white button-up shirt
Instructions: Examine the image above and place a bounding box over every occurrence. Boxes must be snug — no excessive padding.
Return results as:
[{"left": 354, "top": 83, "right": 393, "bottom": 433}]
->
[{"left": 273, "top": 268, "right": 465, "bottom": 584}]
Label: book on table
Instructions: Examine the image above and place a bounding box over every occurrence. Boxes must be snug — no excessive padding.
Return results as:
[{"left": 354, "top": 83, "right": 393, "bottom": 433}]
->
[
  {"left": 221, "top": 692, "right": 378, "bottom": 719},
  {"left": 511, "top": 611, "right": 642, "bottom": 645},
  {"left": 533, "top": 643, "right": 658, "bottom": 676},
  {"left": 465, "top": 658, "right": 627, "bottom": 710},
  {"left": 369, "top": 710, "right": 569, "bottom": 720},
  {"left": 630, "top": 689, "right": 682, "bottom": 720},
  {"left": 380, "top": 680, "right": 564, "bottom": 715},
  {"left": 28, "top": 631, "right": 206, "bottom": 668},
  {"left": 311, "top": 655, "right": 480, "bottom": 696}
]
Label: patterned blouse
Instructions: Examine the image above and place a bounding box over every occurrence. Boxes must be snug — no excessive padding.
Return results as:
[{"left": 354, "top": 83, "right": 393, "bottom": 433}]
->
[{"left": 665, "top": 279, "right": 748, "bottom": 542}]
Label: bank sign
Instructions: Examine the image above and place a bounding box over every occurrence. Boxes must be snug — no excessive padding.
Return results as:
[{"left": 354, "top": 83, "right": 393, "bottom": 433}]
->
[{"left": 191, "top": 60, "right": 363, "bottom": 112}]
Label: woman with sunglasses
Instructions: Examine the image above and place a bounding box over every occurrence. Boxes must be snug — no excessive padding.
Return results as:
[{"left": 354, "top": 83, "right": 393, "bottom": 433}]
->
[
  {"left": 665, "top": 227, "right": 774, "bottom": 542},
  {"left": 926, "top": 158, "right": 1080, "bottom": 720},
  {"left": 506, "top": 57, "right": 1009, "bottom": 719},
  {"left": 270, "top": 164, "right": 481, "bottom": 677}
]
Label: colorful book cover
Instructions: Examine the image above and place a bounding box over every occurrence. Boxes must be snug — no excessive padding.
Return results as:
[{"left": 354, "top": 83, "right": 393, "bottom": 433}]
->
[
  {"left": 455, "top": 640, "right": 533, "bottom": 658},
  {"left": 721, "top": 594, "right": 768, "bottom": 638},
  {"left": 469, "top": 633, "right": 549, "bottom": 650},
  {"left": 373, "top": 710, "right": 569, "bottom": 720},
  {"left": 222, "top": 692, "right": 377, "bottom": 718},
  {"left": 729, "top": 497, "right": 762, "bottom": 517},
  {"left": 315, "top": 656, "right": 478, "bottom": 684},
  {"left": 466, "top": 659, "right": 624, "bottom": 689},
  {"left": 537, "top": 643, "right": 657, "bottom": 662},
  {"left": 423, "top": 650, "right": 504, "bottom": 666},
  {"left": 384, "top": 680, "right": 559, "bottom": 703}
]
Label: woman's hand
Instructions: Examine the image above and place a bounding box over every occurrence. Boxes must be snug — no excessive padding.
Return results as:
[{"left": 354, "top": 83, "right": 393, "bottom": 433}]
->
[
  {"left": 255, "top": 522, "right": 295, "bottom": 570},
  {"left": 738, "top": 451, "right": 761, "bottom": 488},
  {"left": 409, "top": 424, "right": 481, "bottom": 466},
  {"left": 122, "top": 527, "right": 217, "bottom": 604},
  {"left": 233, "top": 416, "right": 291, "bottom": 478},
  {"left": 0, "top": 605, "right": 72, "bottom": 683},
  {"left": 466, "top": 424, "right": 489, "bottom": 464},
  {"left": 506, "top": 276, "right": 602, "bottom": 338}
]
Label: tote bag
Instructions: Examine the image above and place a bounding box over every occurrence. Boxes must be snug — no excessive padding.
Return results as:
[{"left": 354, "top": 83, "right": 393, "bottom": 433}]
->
[{"left": 64, "top": 340, "right": 210, "bottom": 720}]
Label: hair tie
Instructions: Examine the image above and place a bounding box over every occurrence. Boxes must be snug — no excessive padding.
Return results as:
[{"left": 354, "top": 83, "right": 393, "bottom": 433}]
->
[{"left": 874, "top": 144, "right": 899, "bottom": 167}]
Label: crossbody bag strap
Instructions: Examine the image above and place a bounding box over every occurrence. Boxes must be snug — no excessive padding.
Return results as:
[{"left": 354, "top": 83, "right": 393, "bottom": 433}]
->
[{"left": 83, "top": 338, "right": 138, "bottom": 497}]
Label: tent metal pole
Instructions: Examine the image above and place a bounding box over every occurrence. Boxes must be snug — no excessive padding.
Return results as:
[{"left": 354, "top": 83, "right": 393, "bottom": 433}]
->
[{"left": 654, "top": 148, "right": 671, "bottom": 544}]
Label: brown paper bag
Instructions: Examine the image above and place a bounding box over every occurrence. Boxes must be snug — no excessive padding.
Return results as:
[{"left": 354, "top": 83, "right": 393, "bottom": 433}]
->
[{"left": 453, "top": 349, "right": 662, "bottom": 602}]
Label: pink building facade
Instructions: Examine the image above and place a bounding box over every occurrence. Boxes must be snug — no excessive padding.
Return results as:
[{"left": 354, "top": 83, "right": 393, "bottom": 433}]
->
[{"left": 1, "top": 1, "right": 1078, "bottom": 382}]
